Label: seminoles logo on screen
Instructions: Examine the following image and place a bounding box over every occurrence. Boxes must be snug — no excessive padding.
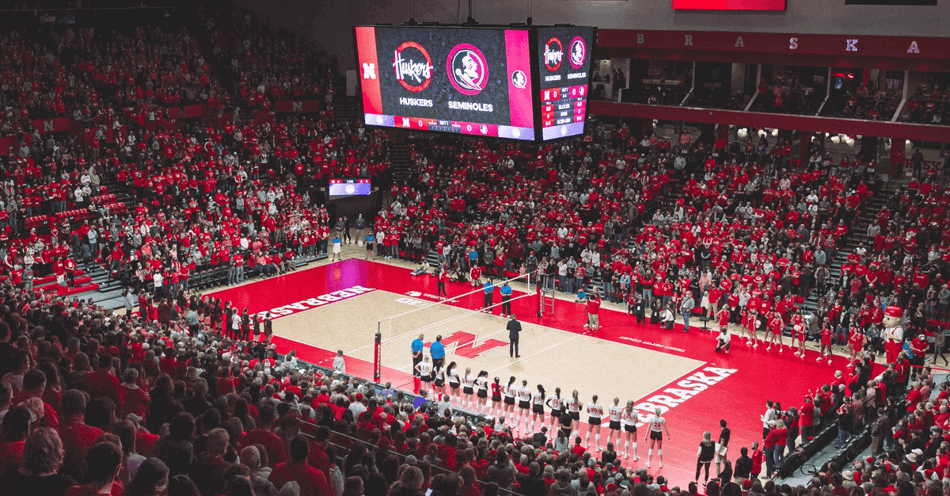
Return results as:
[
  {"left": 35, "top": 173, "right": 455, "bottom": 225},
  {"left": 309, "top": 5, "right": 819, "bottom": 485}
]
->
[
  {"left": 447, "top": 44, "right": 488, "bottom": 96},
  {"left": 544, "top": 37, "right": 563, "bottom": 72},
  {"left": 569, "top": 36, "right": 587, "bottom": 69},
  {"left": 511, "top": 70, "right": 527, "bottom": 89},
  {"left": 392, "top": 41, "right": 433, "bottom": 92}
]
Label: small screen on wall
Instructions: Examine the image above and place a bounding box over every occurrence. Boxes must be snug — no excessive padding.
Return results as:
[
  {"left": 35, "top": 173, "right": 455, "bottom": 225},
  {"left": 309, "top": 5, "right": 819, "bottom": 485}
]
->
[
  {"left": 672, "top": 0, "right": 786, "bottom": 10},
  {"left": 844, "top": 0, "right": 936, "bottom": 4}
]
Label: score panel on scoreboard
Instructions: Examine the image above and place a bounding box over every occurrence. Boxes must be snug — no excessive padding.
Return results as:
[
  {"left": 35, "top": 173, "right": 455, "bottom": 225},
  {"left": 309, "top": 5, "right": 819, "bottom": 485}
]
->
[
  {"left": 535, "top": 26, "right": 596, "bottom": 141},
  {"left": 355, "top": 25, "right": 536, "bottom": 140}
]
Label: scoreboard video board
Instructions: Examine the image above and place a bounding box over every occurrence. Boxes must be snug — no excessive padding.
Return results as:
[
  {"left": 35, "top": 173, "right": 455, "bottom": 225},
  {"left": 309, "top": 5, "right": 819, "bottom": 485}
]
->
[
  {"left": 355, "top": 25, "right": 536, "bottom": 140},
  {"left": 355, "top": 24, "right": 596, "bottom": 142}
]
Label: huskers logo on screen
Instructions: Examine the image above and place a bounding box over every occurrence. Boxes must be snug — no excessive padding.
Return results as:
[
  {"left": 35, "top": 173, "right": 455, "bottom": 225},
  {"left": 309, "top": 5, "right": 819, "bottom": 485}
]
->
[
  {"left": 543, "top": 38, "right": 563, "bottom": 72},
  {"left": 447, "top": 44, "right": 489, "bottom": 96},
  {"left": 392, "top": 41, "right": 433, "bottom": 92}
]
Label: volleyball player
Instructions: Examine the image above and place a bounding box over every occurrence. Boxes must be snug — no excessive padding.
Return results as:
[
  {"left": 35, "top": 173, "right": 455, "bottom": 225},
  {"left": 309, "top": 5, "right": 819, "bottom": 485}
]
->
[
  {"left": 462, "top": 367, "right": 475, "bottom": 408},
  {"left": 491, "top": 377, "right": 502, "bottom": 417},
  {"left": 415, "top": 356, "right": 432, "bottom": 392},
  {"left": 475, "top": 371, "right": 489, "bottom": 413},
  {"left": 644, "top": 407, "right": 671, "bottom": 468},
  {"left": 530, "top": 385, "right": 546, "bottom": 433},
  {"left": 621, "top": 401, "right": 639, "bottom": 460},
  {"left": 586, "top": 395, "right": 604, "bottom": 451},
  {"left": 546, "top": 387, "right": 564, "bottom": 434},
  {"left": 433, "top": 362, "right": 446, "bottom": 398},
  {"left": 567, "top": 390, "right": 583, "bottom": 438},
  {"left": 517, "top": 380, "right": 532, "bottom": 432},
  {"left": 607, "top": 398, "right": 623, "bottom": 454},
  {"left": 504, "top": 377, "right": 517, "bottom": 420},
  {"left": 766, "top": 311, "right": 784, "bottom": 352},
  {"left": 447, "top": 361, "right": 461, "bottom": 401}
]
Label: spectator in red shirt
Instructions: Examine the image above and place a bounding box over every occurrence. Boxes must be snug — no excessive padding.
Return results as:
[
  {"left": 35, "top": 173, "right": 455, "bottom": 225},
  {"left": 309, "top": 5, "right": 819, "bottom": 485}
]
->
[
  {"left": 59, "top": 389, "right": 104, "bottom": 481},
  {"left": 243, "top": 403, "right": 286, "bottom": 466},
  {"left": 85, "top": 354, "right": 124, "bottom": 407},
  {"left": 0, "top": 405, "right": 31, "bottom": 476},
  {"left": 269, "top": 435, "right": 332, "bottom": 496},
  {"left": 119, "top": 368, "right": 150, "bottom": 421},
  {"left": 64, "top": 442, "right": 124, "bottom": 496}
]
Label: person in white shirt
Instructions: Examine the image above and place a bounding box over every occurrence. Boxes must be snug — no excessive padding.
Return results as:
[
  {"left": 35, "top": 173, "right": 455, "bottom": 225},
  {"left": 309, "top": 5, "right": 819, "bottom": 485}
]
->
[
  {"left": 606, "top": 398, "right": 624, "bottom": 453},
  {"left": 760, "top": 401, "right": 776, "bottom": 438},
  {"left": 333, "top": 350, "right": 346, "bottom": 374},
  {"left": 716, "top": 328, "right": 731, "bottom": 354}
]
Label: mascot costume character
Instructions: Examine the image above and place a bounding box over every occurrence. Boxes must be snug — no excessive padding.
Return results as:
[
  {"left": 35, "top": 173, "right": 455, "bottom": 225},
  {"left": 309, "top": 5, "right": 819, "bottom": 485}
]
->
[{"left": 882, "top": 305, "right": 905, "bottom": 364}]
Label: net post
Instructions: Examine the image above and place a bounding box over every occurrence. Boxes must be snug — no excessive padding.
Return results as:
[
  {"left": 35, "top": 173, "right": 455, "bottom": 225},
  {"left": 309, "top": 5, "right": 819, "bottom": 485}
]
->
[
  {"left": 536, "top": 279, "right": 543, "bottom": 318},
  {"left": 374, "top": 322, "right": 382, "bottom": 382}
]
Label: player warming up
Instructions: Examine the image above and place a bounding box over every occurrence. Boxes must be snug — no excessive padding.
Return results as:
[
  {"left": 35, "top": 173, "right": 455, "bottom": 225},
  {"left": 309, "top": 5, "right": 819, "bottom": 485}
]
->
[{"left": 645, "top": 407, "right": 671, "bottom": 468}]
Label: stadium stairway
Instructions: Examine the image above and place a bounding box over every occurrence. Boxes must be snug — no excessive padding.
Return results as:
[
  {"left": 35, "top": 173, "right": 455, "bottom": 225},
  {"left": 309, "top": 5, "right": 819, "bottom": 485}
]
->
[
  {"left": 797, "top": 178, "right": 901, "bottom": 318},
  {"left": 336, "top": 95, "right": 360, "bottom": 123},
  {"left": 390, "top": 143, "right": 413, "bottom": 185}
]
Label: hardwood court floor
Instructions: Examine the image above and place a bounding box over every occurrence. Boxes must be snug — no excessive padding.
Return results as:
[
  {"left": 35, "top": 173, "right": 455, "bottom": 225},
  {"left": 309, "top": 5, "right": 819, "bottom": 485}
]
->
[{"left": 209, "top": 258, "right": 863, "bottom": 485}]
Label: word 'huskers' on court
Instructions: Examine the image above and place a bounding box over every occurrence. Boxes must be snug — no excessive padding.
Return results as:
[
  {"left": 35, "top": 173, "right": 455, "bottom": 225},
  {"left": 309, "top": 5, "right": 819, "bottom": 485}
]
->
[
  {"left": 266, "top": 285, "right": 375, "bottom": 318},
  {"left": 633, "top": 367, "right": 737, "bottom": 427}
]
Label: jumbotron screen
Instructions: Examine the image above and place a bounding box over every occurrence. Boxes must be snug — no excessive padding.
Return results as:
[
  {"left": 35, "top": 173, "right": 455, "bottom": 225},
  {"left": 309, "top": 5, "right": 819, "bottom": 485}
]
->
[
  {"left": 536, "top": 26, "right": 595, "bottom": 141},
  {"left": 355, "top": 25, "right": 535, "bottom": 140}
]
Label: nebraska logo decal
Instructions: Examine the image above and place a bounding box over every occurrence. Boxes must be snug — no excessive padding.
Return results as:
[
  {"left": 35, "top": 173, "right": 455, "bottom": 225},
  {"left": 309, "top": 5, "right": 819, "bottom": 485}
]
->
[
  {"left": 569, "top": 36, "right": 587, "bottom": 69},
  {"left": 544, "top": 37, "right": 563, "bottom": 72},
  {"left": 447, "top": 44, "right": 488, "bottom": 96},
  {"left": 392, "top": 41, "right": 433, "bottom": 92},
  {"left": 426, "top": 331, "right": 507, "bottom": 359}
]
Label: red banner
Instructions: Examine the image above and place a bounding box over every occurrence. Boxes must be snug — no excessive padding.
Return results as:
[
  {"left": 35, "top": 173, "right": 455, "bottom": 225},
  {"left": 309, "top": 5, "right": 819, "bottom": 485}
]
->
[
  {"left": 274, "top": 100, "right": 321, "bottom": 113},
  {"left": 30, "top": 117, "right": 71, "bottom": 135},
  {"left": 184, "top": 105, "right": 205, "bottom": 119},
  {"left": 253, "top": 111, "right": 276, "bottom": 126}
]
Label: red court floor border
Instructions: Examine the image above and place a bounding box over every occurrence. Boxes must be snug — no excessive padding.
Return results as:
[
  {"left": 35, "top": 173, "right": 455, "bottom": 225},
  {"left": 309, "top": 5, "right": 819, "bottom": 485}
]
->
[{"left": 208, "top": 259, "right": 858, "bottom": 485}]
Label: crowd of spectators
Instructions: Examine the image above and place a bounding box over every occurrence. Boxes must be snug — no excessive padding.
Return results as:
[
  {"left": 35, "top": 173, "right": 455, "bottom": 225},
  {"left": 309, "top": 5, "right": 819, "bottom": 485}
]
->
[
  {"left": 0, "top": 2, "right": 948, "bottom": 496},
  {"left": 902, "top": 83, "right": 950, "bottom": 126}
]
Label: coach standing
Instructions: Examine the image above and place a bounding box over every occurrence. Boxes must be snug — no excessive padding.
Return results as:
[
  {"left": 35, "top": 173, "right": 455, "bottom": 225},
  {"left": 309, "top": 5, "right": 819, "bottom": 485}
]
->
[
  {"left": 507, "top": 314, "right": 522, "bottom": 358},
  {"left": 431, "top": 335, "right": 445, "bottom": 369}
]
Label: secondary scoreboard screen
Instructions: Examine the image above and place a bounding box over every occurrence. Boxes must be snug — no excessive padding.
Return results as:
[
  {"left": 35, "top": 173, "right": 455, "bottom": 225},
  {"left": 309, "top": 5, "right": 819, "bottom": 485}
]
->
[
  {"left": 328, "top": 178, "right": 372, "bottom": 196},
  {"left": 355, "top": 25, "right": 535, "bottom": 140},
  {"left": 672, "top": 0, "right": 786, "bottom": 10},
  {"left": 536, "top": 26, "right": 595, "bottom": 141}
]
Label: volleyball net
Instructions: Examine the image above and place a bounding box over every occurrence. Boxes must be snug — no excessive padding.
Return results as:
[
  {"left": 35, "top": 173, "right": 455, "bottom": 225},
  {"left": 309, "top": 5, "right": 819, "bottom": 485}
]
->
[{"left": 380, "top": 271, "right": 536, "bottom": 342}]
